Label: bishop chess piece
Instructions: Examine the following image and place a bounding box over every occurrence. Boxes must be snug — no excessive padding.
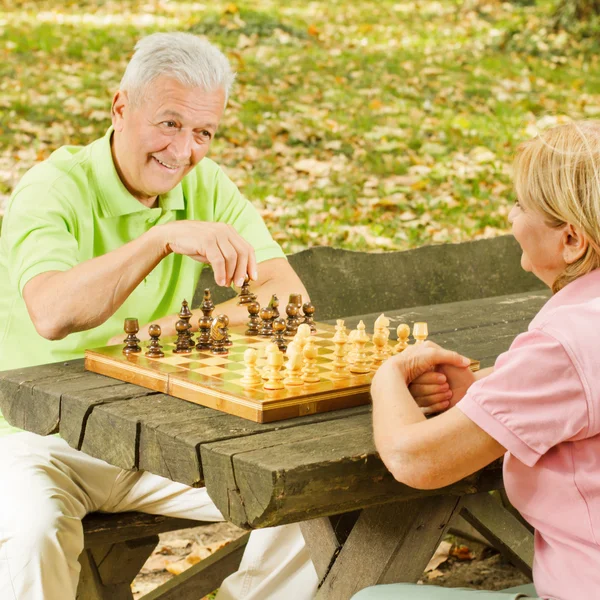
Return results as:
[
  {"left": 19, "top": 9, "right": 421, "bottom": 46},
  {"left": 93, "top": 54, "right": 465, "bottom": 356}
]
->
[
  {"left": 348, "top": 321, "right": 371, "bottom": 374},
  {"left": 173, "top": 319, "right": 192, "bottom": 354},
  {"left": 268, "top": 294, "right": 280, "bottom": 319},
  {"left": 413, "top": 322, "right": 428, "bottom": 344},
  {"left": 272, "top": 318, "right": 288, "bottom": 352},
  {"left": 123, "top": 318, "right": 141, "bottom": 355},
  {"left": 285, "top": 302, "right": 300, "bottom": 337},
  {"left": 178, "top": 299, "right": 194, "bottom": 349},
  {"left": 245, "top": 301, "right": 261, "bottom": 336},
  {"left": 258, "top": 305, "right": 275, "bottom": 338},
  {"left": 237, "top": 276, "right": 256, "bottom": 305},
  {"left": 394, "top": 324, "right": 411, "bottom": 353},
  {"left": 210, "top": 314, "right": 230, "bottom": 355},
  {"left": 196, "top": 289, "right": 215, "bottom": 351},
  {"left": 283, "top": 342, "right": 303, "bottom": 386},
  {"left": 330, "top": 319, "right": 350, "bottom": 380},
  {"left": 263, "top": 344, "right": 285, "bottom": 390},
  {"left": 145, "top": 324, "right": 164, "bottom": 358},
  {"left": 301, "top": 338, "right": 320, "bottom": 383},
  {"left": 240, "top": 348, "right": 262, "bottom": 388},
  {"left": 302, "top": 302, "right": 317, "bottom": 334}
]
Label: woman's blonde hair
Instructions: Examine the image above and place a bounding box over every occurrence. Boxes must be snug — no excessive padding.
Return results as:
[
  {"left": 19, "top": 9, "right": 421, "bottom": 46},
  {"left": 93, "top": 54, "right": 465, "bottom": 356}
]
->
[{"left": 513, "top": 120, "right": 600, "bottom": 293}]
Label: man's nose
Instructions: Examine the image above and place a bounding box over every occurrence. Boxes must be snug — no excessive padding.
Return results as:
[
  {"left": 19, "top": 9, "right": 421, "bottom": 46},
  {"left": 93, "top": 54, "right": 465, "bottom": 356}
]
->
[{"left": 171, "top": 130, "right": 193, "bottom": 162}]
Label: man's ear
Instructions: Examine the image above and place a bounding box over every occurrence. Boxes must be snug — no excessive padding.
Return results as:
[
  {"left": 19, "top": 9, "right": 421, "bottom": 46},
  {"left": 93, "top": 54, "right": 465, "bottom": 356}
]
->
[
  {"left": 562, "top": 223, "right": 589, "bottom": 265},
  {"left": 111, "top": 90, "right": 128, "bottom": 132}
]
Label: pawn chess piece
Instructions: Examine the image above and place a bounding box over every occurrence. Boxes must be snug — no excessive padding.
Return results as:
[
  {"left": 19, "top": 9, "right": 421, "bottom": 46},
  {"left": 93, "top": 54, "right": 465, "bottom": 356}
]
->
[
  {"left": 301, "top": 338, "right": 320, "bottom": 383},
  {"left": 210, "top": 314, "right": 230, "bottom": 355},
  {"left": 245, "top": 301, "right": 261, "bottom": 336},
  {"left": 283, "top": 342, "right": 303, "bottom": 386},
  {"left": 413, "top": 322, "right": 428, "bottom": 344},
  {"left": 178, "top": 299, "right": 194, "bottom": 349},
  {"left": 123, "top": 318, "right": 142, "bottom": 355},
  {"left": 394, "top": 324, "right": 411, "bottom": 353},
  {"left": 373, "top": 314, "right": 392, "bottom": 358},
  {"left": 301, "top": 302, "right": 317, "bottom": 334},
  {"left": 261, "top": 342, "right": 279, "bottom": 380},
  {"left": 272, "top": 318, "right": 287, "bottom": 352},
  {"left": 371, "top": 330, "right": 388, "bottom": 371},
  {"left": 348, "top": 321, "right": 371, "bottom": 374},
  {"left": 293, "top": 323, "right": 311, "bottom": 355},
  {"left": 145, "top": 324, "right": 165, "bottom": 358},
  {"left": 240, "top": 348, "right": 262, "bottom": 388},
  {"left": 258, "top": 305, "right": 275, "bottom": 337},
  {"left": 173, "top": 319, "right": 192, "bottom": 354},
  {"left": 268, "top": 294, "right": 280, "bottom": 319},
  {"left": 196, "top": 314, "right": 212, "bottom": 350},
  {"left": 237, "top": 276, "right": 256, "bottom": 305},
  {"left": 330, "top": 319, "right": 350, "bottom": 380},
  {"left": 284, "top": 302, "right": 300, "bottom": 338},
  {"left": 264, "top": 344, "right": 285, "bottom": 390}
]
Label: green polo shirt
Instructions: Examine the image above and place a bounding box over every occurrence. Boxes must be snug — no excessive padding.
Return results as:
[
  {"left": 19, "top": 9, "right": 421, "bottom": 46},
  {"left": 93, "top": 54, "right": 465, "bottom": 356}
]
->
[{"left": 0, "top": 127, "right": 285, "bottom": 372}]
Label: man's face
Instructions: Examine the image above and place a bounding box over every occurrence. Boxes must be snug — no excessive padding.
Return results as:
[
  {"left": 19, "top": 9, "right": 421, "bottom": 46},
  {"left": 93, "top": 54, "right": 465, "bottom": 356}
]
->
[{"left": 111, "top": 76, "right": 226, "bottom": 202}]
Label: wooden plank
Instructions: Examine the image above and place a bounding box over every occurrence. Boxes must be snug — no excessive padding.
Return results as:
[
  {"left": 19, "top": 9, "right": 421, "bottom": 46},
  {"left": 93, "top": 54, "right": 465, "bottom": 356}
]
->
[
  {"left": 202, "top": 413, "right": 504, "bottom": 528},
  {"left": 300, "top": 518, "right": 343, "bottom": 580},
  {"left": 460, "top": 492, "right": 534, "bottom": 578},
  {"left": 142, "top": 533, "right": 250, "bottom": 600},
  {"left": 315, "top": 496, "right": 460, "bottom": 598}
]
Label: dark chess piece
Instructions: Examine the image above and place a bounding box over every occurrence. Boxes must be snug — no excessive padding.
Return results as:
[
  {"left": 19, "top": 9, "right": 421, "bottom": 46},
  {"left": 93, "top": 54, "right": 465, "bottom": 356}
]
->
[
  {"left": 123, "top": 318, "right": 142, "bottom": 355},
  {"left": 302, "top": 302, "right": 317, "bottom": 334},
  {"left": 178, "top": 299, "right": 194, "bottom": 349},
  {"left": 245, "top": 301, "right": 261, "bottom": 336},
  {"left": 285, "top": 302, "right": 300, "bottom": 337},
  {"left": 173, "top": 319, "right": 192, "bottom": 353},
  {"left": 272, "top": 318, "right": 288, "bottom": 352},
  {"left": 210, "top": 314, "right": 230, "bottom": 355},
  {"left": 201, "top": 288, "right": 215, "bottom": 317},
  {"left": 145, "top": 324, "right": 165, "bottom": 358},
  {"left": 268, "top": 294, "right": 280, "bottom": 319},
  {"left": 289, "top": 293, "right": 303, "bottom": 311},
  {"left": 259, "top": 305, "right": 275, "bottom": 337},
  {"left": 196, "top": 314, "right": 212, "bottom": 350},
  {"left": 237, "top": 276, "right": 256, "bottom": 305}
]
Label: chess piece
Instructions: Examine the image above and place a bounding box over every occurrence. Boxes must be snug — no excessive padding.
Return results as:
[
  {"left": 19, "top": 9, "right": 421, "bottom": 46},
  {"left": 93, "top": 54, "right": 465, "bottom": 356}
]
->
[
  {"left": 272, "top": 318, "right": 287, "bottom": 352},
  {"left": 268, "top": 294, "right": 280, "bottom": 319},
  {"left": 285, "top": 302, "right": 300, "bottom": 337},
  {"left": 371, "top": 330, "right": 388, "bottom": 370},
  {"left": 283, "top": 342, "right": 303, "bottom": 386},
  {"left": 261, "top": 342, "right": 279, "bottom": 380},
  {"left": 289, "top": 293, "right": 303, "bottom": 311},
  {"left": 373, "top": 314, "right": 392, "bottom": 358},
  {"left": 178, "top": 299, "right": 194, "bottom": 349},
  {"left": 413, "top": 322, "right": 428, "bottom": 344},
  {"left": 145, "top": 324, "right": 164, "bottom": 358},
  {"left": 330, "top": 319, "right": 350, "bottom": 380},
  {"left": 210, "top": 314, "right": 230, "bottom": 355},
  {"left": 123, "top": 318, "right": 142, "bottom": 355},
  {"left": 245, "top": 301, "right": 261, "bottom": 336},
  {"left": 394, "top": 324, "right": 411, "bottom": 353},
  {"left": 173, "top": 319, "right": 192, "bottom": 354},
  {"left": 346, "top": 328, "right": 359, "bottom": 365},
  {"left": 258, "top": 305, "right": 275, "bottom": 337},
  {"left": 240, "top": 348, "right": 262, "bottom": 388},
  {"left": 237, "top": 276, "right": 256, "bottom": 305},
  {"left": 264, "top": 344, "right": 285, "bottom": 390},
  {"left": 348, "top": 321, "right": 371, "bottom": 374},
  {"left": 201, "top": 288, "right": 215, "bottom": 316},
  {"left": 196, "top": 289, "right": 215, "bottom": 350},
  {"left": 301, "top": 302, "right": 317, "bottom": 334},
  {"left": 301, "top": 338, "right": 320, "bottom": 383},
  {"left": 293, "top": 323, "right": 311, "bottom": 354}
]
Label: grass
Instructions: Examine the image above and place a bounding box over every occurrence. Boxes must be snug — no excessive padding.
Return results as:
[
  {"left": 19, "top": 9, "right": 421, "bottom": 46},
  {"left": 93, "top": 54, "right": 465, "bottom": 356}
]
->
[{"left": 1, "top": 0, "right": 600, "bottom": 253}]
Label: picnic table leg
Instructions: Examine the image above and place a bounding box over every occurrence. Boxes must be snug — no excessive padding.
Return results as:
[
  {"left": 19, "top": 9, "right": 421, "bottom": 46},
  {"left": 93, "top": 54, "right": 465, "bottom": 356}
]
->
[
  {"left": 77, "top": 535, "right": 159, "bottom": 600},
  {"left": 305, "top": 495, "right": 461, "bottom": 600}
]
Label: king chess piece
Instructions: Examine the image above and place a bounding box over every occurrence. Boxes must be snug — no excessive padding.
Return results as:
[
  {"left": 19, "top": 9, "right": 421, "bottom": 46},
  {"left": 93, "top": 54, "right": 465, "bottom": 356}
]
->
[
  {"left": 123, "top": 318, "right": 141, "bottom": 355},
  {"left": 145, "top": 323, "right": 165, "bottom": 358}
]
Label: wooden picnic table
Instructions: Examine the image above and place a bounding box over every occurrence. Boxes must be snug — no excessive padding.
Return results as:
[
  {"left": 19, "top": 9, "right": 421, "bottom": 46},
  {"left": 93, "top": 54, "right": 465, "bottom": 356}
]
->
[{"left": 0, "top": 287, "right": 550, "bottom": 599}]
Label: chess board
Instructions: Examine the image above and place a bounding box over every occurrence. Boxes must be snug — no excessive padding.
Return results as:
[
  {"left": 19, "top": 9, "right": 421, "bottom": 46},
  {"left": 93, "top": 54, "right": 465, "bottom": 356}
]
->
[{"left": 84, "top": 322, "right": 480, "bottom": 423}]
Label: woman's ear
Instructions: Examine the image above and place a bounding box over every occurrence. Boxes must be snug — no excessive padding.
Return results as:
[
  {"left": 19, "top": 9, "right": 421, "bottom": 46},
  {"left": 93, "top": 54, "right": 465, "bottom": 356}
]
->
[{"left": 562, "top": 223, "right": 589, "bottom": 265}]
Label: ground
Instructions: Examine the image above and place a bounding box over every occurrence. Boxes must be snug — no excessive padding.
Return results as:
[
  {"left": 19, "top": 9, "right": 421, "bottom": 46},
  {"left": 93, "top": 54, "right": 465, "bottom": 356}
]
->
[{"left": 131, "top": 522, "right": 531, "bottom": 598}]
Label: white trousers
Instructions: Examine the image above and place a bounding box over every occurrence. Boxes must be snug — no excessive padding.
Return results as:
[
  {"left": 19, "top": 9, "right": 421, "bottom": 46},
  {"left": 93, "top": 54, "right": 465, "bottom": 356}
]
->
[{"left": 0, "top": 432, "right": 318, "bottom": 600}]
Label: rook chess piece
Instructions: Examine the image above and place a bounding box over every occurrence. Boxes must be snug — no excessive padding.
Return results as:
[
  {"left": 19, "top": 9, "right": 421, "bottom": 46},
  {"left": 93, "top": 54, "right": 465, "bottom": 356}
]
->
[
  {"left": 240, "top": 348, "right": 262, "bottom": 388},
  {"left": 237, "top": 276, "right": 256, "bottom": 305},
  {"left": 123, "top": 318, "right": 142, "bottom": 355},
  {"left": 145, "top": 324, "right": 164, "bottom": 358},
  {"left": 245, "top": 301, "right": 261, "bottom": 336},
  {"left": 272, "top": 318, "right": 287, "bottom": 352},
  {"left": 413, "top": 322, "right": 428, "bottom": 344},
  {"left": 302, "top": 302, "right": 317, "bottom": 334},
  {"left": 394, "top": 324, "right": 411, "bottom": 353}
]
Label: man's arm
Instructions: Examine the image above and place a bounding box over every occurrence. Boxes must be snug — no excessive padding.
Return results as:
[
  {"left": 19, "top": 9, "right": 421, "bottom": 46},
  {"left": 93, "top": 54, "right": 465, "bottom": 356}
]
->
[{"left": 23, "top": 220, "right": 257, "bottom": 340}]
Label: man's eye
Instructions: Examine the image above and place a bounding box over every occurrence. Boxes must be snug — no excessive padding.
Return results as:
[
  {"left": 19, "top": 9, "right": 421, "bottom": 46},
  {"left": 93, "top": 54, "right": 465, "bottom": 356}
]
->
[
  {"left": 162, "top": 121, "right": 177, "bottom": 128},
  {"left": 201, "top": 130, "right": 212, "bottom": 139}
]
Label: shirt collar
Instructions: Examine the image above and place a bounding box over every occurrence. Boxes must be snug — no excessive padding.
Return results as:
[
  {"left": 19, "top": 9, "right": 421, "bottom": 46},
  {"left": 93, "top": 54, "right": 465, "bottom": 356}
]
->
[
  {"left": 530, "top": 268, "right": 600, "bottom": 329},
  {"left": 91, "top": 126, "right": 185, "bottom": 218}
]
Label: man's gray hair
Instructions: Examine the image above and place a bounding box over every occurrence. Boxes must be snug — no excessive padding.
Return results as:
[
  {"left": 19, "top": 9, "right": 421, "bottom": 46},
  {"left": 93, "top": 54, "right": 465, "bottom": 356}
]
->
[{"left": 120, "top": 32, "right": 235, "bottom": 105}]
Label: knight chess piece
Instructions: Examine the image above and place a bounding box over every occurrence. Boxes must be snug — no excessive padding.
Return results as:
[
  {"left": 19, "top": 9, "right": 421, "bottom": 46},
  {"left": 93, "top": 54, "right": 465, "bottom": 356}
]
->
[
  {"left": 272, "top": 318, "right": 287, "bottom": 352},
  {"left": 145, "top": 324, "right": 165, "bottom": 358},
  {"left": 123, "top": 318, "right": 141, "bottom": 355},
  {"left": 302, "top": 302, "right": 317, "bottom": 334},
  {"left": 173, "top": 319, "right": 192, "bottom": 354},
  {"left": 237, "top": 276, "right": 256, "bottom": 305},
  {"left": 210, "top": 314, "right": 230, "bottom": 355},
  {"left": 245, "top": 301, "right": 261, "bottom": 336},
  {"left": 268, "top": 294, "right": 280, "bottom": 319}
]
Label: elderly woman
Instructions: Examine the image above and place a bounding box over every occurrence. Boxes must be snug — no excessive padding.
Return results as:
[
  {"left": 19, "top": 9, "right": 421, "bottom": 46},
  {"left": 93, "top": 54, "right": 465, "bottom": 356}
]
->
[{"left": 354, "top": 121, "right": 600, "bottom": 600}]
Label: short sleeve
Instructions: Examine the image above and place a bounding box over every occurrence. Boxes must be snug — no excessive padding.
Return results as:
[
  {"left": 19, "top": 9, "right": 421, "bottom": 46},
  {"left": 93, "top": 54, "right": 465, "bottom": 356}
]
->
[
  {"left": 211, "top": 168, "right": 285, "bottom": 264},
  {"left": 457, "top": 329, "right": 589, "bottom": 467},
  {"left": 2, "top": 182, "right": 79, "bottom": 295}
]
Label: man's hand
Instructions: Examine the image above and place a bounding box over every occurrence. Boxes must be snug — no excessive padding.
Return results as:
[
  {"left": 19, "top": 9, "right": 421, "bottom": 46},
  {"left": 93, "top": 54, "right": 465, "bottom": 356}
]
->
[{"left": 158, "top": 221, "right": 258, "bottom": 287}]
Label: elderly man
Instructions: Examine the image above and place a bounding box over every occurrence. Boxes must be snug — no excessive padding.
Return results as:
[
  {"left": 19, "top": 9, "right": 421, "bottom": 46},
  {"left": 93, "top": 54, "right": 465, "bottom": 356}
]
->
[{"left": 0, "top": 33, "right": 317, "bottom": 599}]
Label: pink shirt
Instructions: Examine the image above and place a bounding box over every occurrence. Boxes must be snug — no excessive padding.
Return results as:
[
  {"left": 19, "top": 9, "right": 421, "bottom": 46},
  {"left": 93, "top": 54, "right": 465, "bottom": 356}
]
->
[{"left": 458, "top": 269, "right": 600, "bottom": 600}]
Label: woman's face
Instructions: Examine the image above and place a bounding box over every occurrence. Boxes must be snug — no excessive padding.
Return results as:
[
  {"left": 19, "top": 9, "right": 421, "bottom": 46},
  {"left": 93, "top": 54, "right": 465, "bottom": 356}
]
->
[{"left": 508, "top": 201, "right": 568, "bottom": 288}]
